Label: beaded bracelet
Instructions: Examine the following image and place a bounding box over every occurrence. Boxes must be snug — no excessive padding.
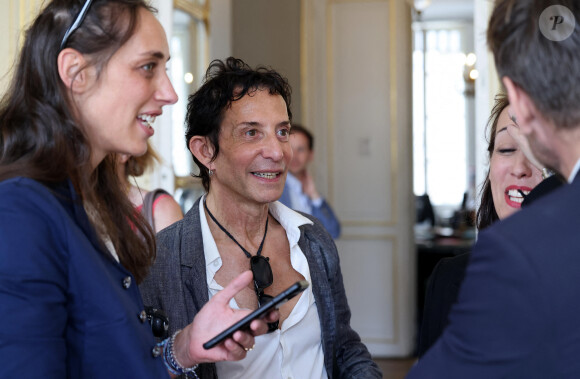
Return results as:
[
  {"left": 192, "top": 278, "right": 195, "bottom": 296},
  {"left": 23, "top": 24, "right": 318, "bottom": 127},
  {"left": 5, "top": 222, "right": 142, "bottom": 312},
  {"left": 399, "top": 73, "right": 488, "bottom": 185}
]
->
[{"left": 158, "top": 330, "right": 199, "bottom": 378}]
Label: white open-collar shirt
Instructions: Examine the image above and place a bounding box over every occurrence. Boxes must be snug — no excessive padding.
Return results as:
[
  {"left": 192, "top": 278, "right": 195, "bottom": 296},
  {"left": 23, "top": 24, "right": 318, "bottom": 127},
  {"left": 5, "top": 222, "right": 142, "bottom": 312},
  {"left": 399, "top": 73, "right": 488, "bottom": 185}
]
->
[
  {"left": 199, "top": 196, "right": 328, "bottom": 379},
  {"left": 568, "top": 158, "right": 580, "bottom": 183}
]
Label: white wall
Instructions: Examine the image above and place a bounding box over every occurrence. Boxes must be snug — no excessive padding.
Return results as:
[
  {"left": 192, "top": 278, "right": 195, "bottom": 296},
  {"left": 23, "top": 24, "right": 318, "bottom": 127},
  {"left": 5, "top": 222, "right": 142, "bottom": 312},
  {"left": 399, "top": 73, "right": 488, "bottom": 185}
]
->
[{"left": 303, "top": 0, "right": 415, "bottom": 356}]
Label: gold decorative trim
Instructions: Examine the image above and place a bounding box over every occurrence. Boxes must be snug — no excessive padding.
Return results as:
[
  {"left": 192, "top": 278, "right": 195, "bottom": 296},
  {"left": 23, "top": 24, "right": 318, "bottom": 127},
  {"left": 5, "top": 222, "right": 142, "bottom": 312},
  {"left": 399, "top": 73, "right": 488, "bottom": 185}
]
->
[
  {"left": 9, "top": 1, "right": 15, "bottom": 63},
  {"left": 326, "top": 0, "right": 335, "bottom": 203},
  {"left": 174, "top": 0, "right": 210, "bottom": 32},
  {"left": 388, "top": 0, "right": 399, "bottom": 227},
  {"left": 174, "top": 0, "right": 209, "bottom": 20},
  {"left": 19, "top": 1, "right": 24, "bottom": 31},
  {"left": 331, "top": 0, "right": 388, "bottom": 3},
  {"left": 19, "top": 1, "right": 26, "bottom": 52},
  {"left": 174, "top": 175, "right": 203, "bottom": 189},
  {"left": 300, "top": 0, "right": 309, "bottom": 125}
]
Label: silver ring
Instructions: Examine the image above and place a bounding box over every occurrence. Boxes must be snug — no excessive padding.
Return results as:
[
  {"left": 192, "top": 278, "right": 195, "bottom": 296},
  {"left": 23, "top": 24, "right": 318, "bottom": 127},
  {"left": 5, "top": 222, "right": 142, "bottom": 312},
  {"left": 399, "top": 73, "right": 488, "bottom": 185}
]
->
[{"left": 244, "top": 345, "right": 255, "bottom": 352}]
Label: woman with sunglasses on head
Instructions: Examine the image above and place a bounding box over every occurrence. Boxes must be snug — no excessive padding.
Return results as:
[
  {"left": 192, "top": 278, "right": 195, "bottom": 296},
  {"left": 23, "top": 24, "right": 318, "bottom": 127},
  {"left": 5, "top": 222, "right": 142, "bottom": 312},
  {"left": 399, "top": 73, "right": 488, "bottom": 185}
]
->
[
  {"left": 0, "top": 1, "right": 277, "bottom": 377},
  {"left": 140, "top": 57, "right": 382, "bottom": 378}
]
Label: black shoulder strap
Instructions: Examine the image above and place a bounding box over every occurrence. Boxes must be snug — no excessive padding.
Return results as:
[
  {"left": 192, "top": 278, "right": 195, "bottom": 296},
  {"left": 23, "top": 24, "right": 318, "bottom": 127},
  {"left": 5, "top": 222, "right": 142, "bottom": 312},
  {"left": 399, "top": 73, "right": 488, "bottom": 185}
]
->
[{"left": 141, "top": 188, "right": 170, "bottom": 229}]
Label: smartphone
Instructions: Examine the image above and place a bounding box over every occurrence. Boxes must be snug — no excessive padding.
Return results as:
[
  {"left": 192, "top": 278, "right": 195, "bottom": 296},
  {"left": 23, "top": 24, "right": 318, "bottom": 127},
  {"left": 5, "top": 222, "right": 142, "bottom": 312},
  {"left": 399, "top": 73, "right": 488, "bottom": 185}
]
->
[{"left": 202, "top": 280, "right": 309, "bottom": 350}]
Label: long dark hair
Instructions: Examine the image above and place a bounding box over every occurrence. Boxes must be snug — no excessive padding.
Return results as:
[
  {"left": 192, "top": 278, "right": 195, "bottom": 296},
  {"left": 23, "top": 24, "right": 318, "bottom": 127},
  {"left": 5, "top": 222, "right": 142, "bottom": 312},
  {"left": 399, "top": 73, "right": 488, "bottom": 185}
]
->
[
  {"left": 185, "top": 57, "right": 293, "bottom": 192},
  {"left": 0, "top": 0, "right": 157, "bottom": 283},
  {"left": 476, "top": 92, "right": 510, "bottom": 230}
]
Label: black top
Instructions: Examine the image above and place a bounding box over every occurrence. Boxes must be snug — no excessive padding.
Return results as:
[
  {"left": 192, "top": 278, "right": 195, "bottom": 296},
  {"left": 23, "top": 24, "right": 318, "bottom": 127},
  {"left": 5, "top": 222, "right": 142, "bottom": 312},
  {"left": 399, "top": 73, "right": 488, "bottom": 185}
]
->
[{"left": 417, "top": 252, "right": 470, "bottom": 357}]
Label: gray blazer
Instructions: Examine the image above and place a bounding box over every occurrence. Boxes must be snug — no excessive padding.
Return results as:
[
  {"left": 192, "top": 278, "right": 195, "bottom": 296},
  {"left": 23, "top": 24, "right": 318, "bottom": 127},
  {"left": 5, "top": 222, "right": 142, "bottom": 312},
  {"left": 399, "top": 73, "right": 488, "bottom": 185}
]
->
[{"left": 140, "top": 198, "right": 382, "bottom": 378}]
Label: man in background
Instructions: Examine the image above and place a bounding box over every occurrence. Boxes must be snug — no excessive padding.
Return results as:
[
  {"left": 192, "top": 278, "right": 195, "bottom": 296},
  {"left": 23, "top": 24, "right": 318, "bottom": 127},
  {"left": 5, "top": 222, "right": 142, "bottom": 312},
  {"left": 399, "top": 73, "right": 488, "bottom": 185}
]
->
[
  {"left": 408, "top": 1, "right": 580, "bottom": 377},
  {"left": 280, "top": 124, "right": 341, "bottom": 238}
]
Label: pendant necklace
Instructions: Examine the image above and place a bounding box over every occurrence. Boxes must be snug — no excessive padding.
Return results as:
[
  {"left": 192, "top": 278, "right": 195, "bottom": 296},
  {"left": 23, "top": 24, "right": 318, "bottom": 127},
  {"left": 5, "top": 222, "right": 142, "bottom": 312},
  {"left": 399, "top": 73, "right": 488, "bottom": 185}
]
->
[{"left": 203, "top": 199, "right": 269, "bottom": 259}]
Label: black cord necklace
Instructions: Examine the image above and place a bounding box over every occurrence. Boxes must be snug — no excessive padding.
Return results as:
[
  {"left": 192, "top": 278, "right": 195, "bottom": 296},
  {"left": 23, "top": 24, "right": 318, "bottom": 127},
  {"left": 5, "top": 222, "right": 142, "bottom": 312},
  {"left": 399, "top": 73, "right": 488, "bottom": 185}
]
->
[{"left": 203, "top": 199, "right": 269, "bottom": 258}]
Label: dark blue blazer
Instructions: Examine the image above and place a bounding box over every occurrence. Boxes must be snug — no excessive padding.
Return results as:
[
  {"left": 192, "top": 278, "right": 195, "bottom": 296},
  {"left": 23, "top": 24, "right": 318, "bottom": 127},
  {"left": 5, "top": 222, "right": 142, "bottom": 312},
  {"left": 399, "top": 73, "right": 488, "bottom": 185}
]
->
[
  {"left": 408, "top": 175, "right": 580, "bottom": 378},
  {"left": 0, "top": 178, "right": 167, "bottom": 378}
]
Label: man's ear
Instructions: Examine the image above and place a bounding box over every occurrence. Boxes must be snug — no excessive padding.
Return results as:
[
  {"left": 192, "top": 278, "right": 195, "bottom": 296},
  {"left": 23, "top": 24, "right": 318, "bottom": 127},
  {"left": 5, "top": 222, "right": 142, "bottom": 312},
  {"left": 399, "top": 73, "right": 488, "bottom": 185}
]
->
[
  {"left": 57, "top": 48, "right": 89, "bottom": 92},
  {"left": 189, "top": 136, "right": 215, "bottom": 169},
  {"left": 503, "top": 76, "right": 538, "bottom": 133}
]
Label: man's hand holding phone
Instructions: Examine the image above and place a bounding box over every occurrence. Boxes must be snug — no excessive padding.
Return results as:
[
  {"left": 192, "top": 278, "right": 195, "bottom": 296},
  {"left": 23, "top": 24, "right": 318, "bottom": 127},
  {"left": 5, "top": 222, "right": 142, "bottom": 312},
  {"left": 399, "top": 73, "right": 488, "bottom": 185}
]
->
[
  {"left": 203, "top": 280, "right": 309, "bottom": 350},
  {"left": 169, "top": 271, "right": 280, "bottom": 371}
]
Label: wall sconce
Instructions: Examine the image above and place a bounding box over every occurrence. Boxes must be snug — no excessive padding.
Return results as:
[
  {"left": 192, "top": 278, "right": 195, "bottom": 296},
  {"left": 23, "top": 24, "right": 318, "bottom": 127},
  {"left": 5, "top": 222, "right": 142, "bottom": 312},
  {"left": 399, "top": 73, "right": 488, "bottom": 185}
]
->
[
  {"left": 463, "top": 52, "right": 478, "bottom": 97},
  {"left": 184, "top": 72, "right": 194, "bottom": 84},
  {"left": 405, "top": 0, "right": 432, "bottom": 19}
]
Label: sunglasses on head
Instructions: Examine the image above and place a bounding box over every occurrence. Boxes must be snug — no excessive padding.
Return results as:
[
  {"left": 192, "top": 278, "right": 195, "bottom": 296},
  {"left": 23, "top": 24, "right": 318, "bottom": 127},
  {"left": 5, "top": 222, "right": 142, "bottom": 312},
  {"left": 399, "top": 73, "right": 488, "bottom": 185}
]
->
[
  {"left": 60, "top": 0, "right": 95, "bottom": 51},
  {"left": 250, "top": 255, "right": 279, "bottom": 332}
]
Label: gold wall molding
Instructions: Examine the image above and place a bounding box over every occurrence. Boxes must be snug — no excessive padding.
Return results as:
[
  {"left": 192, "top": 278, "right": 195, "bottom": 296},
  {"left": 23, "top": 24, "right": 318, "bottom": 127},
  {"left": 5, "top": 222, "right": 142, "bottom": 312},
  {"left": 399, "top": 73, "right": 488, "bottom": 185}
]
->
[
  {"left": 174, "top": 0, "right": 210, "bottom": 32},
  {"left": 174, "top": 0, "right": 209, "bottom": 21},
  {"left": 388, "top": 0, "right": 399, "bottom": 226},
  {"left": 300, "top": 0, "right": 310, "bottom": 128},
  {"left": 331, "top": 0, "right": 388, "bottom": 3}
]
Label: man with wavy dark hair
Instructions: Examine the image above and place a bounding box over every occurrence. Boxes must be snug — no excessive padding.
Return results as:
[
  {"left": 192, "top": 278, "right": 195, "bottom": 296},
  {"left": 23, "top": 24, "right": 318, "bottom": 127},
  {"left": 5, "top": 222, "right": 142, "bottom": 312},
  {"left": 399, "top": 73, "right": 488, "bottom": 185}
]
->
[
  {"left": 408, "top": 1, "right": 580, "bottom": 377},
  {"left": 141, "top": 57, "right": 381, "bottom": 378}
]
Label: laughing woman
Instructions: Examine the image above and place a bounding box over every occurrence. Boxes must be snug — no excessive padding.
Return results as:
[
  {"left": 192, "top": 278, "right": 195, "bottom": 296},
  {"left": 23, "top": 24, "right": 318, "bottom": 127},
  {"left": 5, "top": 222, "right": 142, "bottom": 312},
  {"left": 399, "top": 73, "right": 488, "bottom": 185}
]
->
[
  {"left": 0, "top": 1, "right": 276, "bottom": 377},
  {"left": 417, "top": 93, "right": 558, "bottom": 357}
]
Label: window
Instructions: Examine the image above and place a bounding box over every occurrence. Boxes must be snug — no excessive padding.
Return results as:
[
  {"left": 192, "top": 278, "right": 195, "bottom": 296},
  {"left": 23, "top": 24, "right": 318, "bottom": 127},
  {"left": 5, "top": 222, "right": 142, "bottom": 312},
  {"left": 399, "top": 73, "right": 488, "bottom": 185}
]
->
[
  {"left": 171, "top": 7, "right": 208, "bottom": 178},
  {"left": 413, "top": 23, "right": 474, "bottom": 219},
  {"left": 169, "top": 2, "right": 210, "bottom": 212}
]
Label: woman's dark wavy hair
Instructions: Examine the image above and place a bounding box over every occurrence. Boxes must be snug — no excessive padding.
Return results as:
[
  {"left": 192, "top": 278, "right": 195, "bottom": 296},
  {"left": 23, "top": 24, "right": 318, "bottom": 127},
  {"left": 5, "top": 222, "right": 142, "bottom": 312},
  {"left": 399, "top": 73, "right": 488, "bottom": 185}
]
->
[
  {"left": 185, "top": 57, "right": 292, "bottom": 192},
  {"left": 0, "top": 0, "right": 157, "bottom": 283},
  {"left": 476, "top": 92, "right": 510, "bottom": 231}
]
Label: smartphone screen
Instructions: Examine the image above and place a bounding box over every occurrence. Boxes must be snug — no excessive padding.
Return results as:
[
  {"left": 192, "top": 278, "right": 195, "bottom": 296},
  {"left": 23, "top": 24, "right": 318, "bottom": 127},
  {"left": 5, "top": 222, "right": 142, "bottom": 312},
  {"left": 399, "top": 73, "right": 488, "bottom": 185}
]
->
[{"left": 203, "top": 280, "right": 309, "bottom": 350}]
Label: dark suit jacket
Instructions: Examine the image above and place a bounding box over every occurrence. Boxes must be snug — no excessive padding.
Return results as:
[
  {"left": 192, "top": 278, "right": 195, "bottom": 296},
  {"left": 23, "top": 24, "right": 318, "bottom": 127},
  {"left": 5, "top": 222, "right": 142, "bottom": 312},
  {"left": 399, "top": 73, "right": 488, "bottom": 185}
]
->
[
  {"left": 521, "top": 174, "right": 565, "bottom": 207},
  {"left": 408, "top": 175, "right": 580, "bottom": 378}
]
